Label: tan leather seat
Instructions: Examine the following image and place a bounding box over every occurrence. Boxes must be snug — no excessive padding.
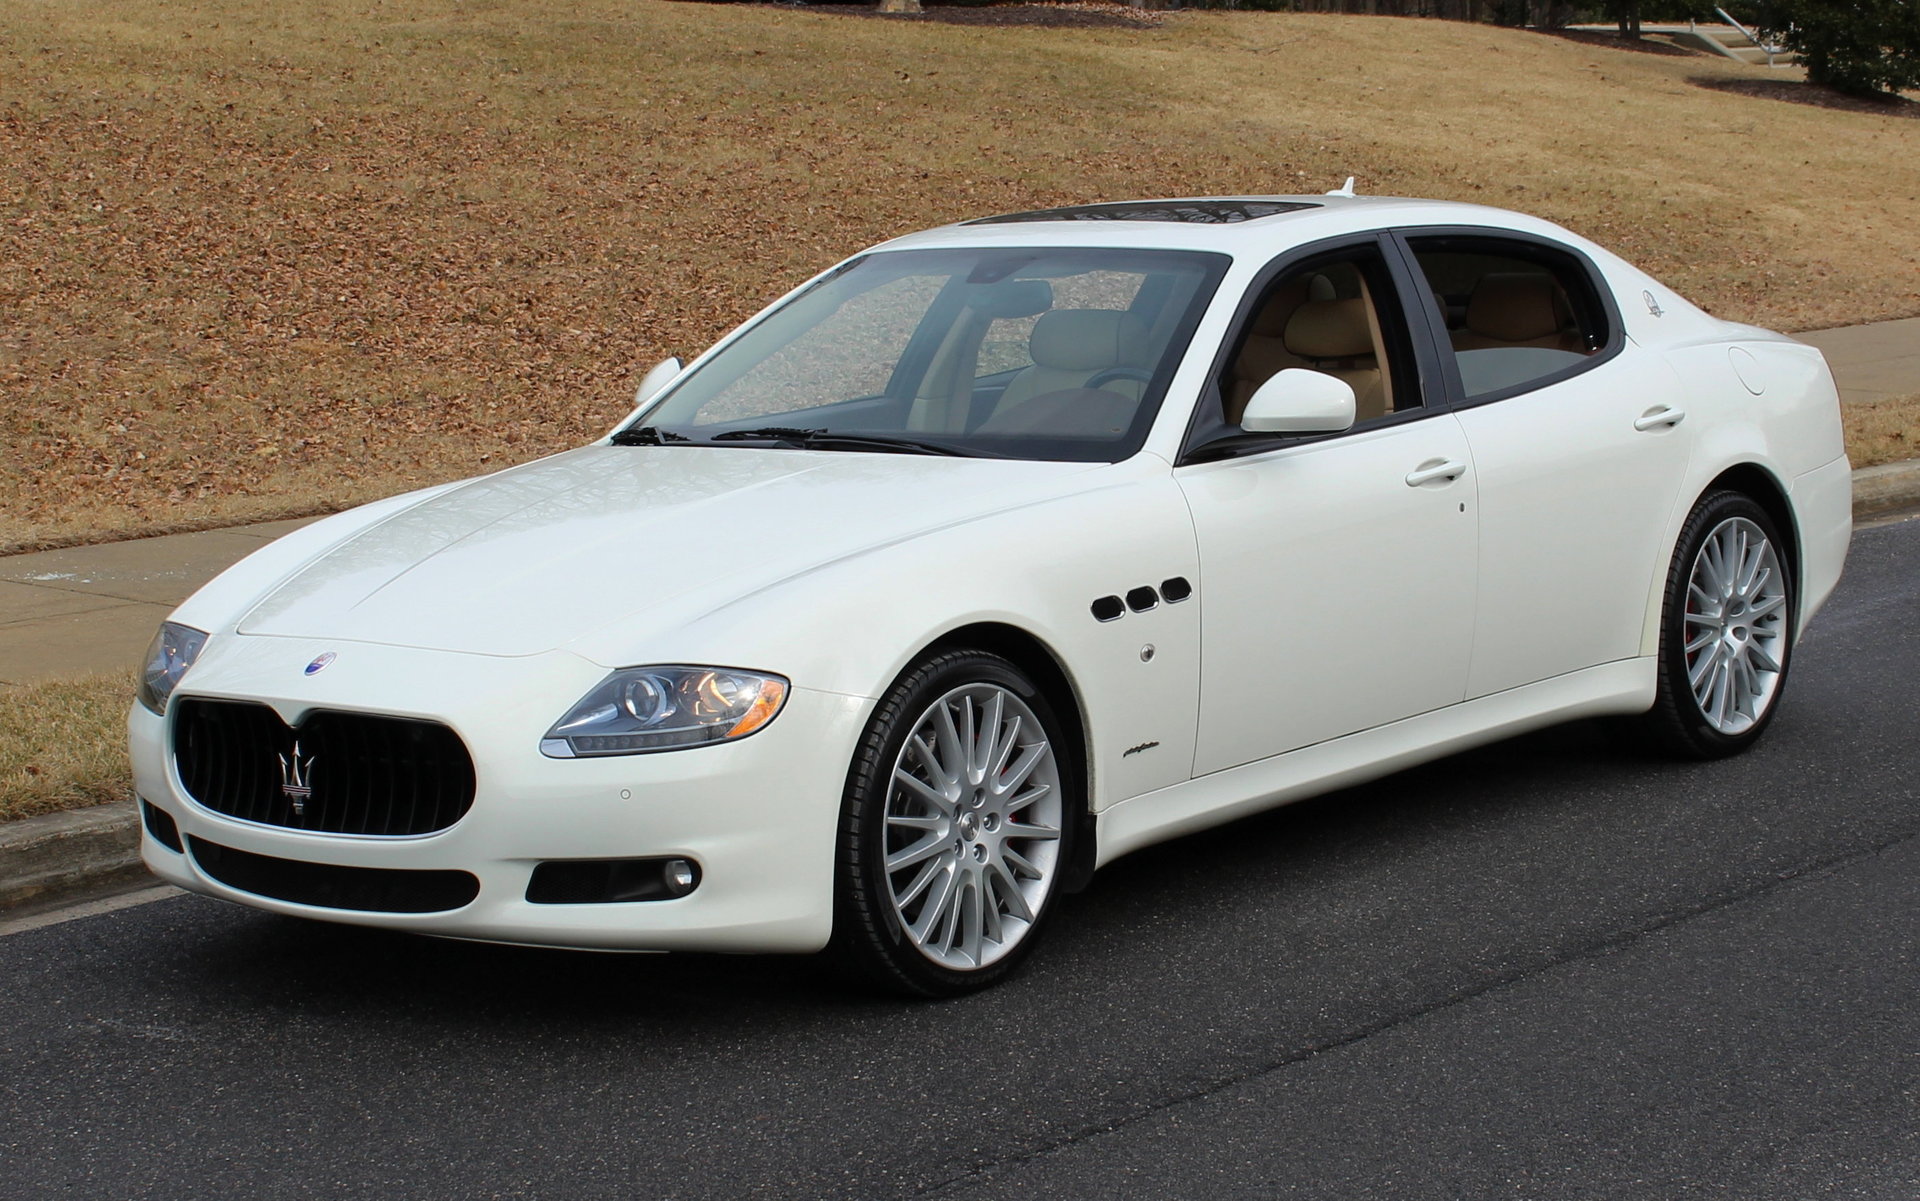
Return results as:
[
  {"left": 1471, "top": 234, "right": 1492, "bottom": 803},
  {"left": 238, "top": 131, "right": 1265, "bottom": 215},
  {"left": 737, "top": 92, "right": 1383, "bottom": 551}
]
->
[
  {"left": 1283, "top": 298, "right": 1387, "bottom": 422},
  {"left": 1452, "top": 273, "right": 1585, "bottom": 353},
  {"left": 1224, "top": 274, "right": 1334, "bottom": 423},
  {"left": 981, "top": 309, "right": 1153, "bottom": 434}
]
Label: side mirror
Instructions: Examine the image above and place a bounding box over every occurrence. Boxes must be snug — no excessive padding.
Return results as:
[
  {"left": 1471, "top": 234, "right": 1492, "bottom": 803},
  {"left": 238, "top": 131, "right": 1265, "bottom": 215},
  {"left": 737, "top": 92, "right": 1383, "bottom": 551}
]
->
[
  {"left": 1240, "top": 369, "right": 1356, "bottom": 434},
  {"left": 633, "top": 357, "right": 685, "bottom": 408}
]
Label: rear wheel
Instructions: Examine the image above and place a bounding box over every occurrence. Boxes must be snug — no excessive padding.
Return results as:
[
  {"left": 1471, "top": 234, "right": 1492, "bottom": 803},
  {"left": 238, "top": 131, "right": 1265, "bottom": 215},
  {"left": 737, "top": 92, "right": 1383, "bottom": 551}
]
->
[
  {"left": 1643, "top": 490, "right": 1794, "bottom": 758},
  {"left": 833, "top": 649, "right": 1074, "bottom": 997}
]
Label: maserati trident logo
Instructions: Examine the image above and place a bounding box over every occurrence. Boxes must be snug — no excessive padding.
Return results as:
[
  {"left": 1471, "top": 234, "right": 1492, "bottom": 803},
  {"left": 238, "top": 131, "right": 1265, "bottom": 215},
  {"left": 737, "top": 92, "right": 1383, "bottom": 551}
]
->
[{"left": 278, "top": 741, "right": 316, "bottom": 815}]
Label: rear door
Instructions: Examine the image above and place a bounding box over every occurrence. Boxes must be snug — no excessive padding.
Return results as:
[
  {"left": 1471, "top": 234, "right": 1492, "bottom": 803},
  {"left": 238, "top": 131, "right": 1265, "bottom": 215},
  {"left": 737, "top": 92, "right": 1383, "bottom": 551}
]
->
[{"left": 1394, "top": 230, "right": 1693, "bottom": 698}]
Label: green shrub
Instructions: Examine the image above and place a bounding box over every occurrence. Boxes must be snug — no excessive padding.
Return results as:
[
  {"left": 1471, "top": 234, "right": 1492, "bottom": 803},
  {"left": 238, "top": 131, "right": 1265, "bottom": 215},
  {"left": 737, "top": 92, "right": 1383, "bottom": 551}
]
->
[{"left": 1748, "top": 0, "right": 1920, "bottom": 95}]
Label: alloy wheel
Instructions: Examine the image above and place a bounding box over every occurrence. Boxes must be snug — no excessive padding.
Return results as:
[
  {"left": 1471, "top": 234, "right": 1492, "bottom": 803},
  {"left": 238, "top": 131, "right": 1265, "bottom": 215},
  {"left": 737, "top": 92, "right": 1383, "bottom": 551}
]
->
[
  {"left": 1683, "top": 515, "right": 1788, "bottom": 735},
  {"left": 883, "top": 682, "right": 1064, "bottom": 970}
]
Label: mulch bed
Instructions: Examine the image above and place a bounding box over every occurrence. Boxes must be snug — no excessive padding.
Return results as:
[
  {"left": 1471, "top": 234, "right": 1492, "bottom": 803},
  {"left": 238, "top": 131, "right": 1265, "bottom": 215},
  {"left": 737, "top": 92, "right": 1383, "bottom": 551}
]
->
[
  {"left": 785, "top": 2, "right": 1166, "bottom": 28},
  {"left": 1695, "top": 76, "right": 1920, "bottom": 119}
]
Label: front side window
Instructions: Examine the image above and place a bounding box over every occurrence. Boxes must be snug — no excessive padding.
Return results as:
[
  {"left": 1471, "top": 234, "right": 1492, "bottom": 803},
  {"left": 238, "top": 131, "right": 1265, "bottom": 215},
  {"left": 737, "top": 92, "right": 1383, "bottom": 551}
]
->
[
  {"left": 1405, "top": 236, "right": 1610, "bottom": 401},
  {"left": 1187, "top": 240, "right": 1424, "bottom": 456},
  {"left": 636, "top": 248, "right": 1228, "bottom": 463}
]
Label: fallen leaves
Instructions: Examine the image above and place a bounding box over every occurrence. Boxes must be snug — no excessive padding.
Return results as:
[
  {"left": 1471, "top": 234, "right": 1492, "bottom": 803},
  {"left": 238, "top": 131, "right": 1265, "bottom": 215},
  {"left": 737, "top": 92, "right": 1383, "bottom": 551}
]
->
[{"left": 2, "top": 0, "right": 1916, "bottom": 554}]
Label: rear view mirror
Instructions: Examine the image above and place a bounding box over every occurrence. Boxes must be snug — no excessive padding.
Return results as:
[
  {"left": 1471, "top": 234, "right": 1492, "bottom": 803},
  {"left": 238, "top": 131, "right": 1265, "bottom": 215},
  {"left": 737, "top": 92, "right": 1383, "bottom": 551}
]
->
[
  {"left": 634, "top": 357, "right": 685, "bottom": 408},
  {"left": 1240, "top": 369, "right": 1356, "bottom": 434}
]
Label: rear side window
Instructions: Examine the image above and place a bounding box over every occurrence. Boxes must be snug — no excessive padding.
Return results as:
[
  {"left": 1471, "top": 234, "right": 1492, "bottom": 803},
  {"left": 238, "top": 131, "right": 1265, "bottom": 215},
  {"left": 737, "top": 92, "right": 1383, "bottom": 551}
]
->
[{"left": 1405, "top": 237, "right": 1611, "bottom": 402}]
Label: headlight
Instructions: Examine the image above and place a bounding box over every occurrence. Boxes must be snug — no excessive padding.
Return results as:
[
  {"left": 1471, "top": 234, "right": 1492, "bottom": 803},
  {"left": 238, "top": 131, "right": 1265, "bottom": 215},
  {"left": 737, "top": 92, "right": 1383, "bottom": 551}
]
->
[
  {"left": 137, "top": 622, "right": 209, "bottom": 715},
  {"left": 541, "top": 665, "right": 789, "bottom": 758}
]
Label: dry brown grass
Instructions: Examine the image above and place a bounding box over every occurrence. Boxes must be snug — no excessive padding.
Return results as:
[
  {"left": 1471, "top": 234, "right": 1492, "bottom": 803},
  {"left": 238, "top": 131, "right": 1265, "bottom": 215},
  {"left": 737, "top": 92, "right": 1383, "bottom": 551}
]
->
[
  {"left": 0, "top": 673, "right": 132, "bottom": 822},
  {"left": 1843, "top": 392, "right": 1920, "bottom": 469},
  {"left": 4, "top": 0, "right": 1918, "bottom": 554}
]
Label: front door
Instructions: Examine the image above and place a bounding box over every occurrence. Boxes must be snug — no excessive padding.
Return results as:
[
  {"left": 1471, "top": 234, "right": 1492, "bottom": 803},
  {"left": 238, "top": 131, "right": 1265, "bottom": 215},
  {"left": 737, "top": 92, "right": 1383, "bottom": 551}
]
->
[{"left": 1177, "top": 239, "right": 1479, "bottom": 776}]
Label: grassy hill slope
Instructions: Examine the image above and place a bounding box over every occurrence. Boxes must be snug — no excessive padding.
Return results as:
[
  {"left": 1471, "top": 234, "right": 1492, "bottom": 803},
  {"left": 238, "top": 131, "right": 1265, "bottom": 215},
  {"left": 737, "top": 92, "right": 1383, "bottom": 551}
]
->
[{"left": 3, "top": 0, "right": 1915, "bottom": 550}]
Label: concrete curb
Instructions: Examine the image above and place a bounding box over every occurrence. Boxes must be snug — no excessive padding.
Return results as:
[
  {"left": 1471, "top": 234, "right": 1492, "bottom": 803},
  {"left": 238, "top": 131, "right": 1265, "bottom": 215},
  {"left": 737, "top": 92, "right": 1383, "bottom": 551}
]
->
[
  {"left": 1850, "top": 459, "right": 1920, "bottom": 518},
  {"left": 0, "top": 800, "right": 144, "bottom": 914},
  {"left": 4, "top": 460, "right": 1920, "bottom": 919}
]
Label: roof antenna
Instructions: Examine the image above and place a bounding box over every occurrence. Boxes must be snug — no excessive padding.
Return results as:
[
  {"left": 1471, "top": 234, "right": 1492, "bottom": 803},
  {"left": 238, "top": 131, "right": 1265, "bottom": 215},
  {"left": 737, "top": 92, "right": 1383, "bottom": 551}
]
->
[{"left": 1325, "top": 177, "right": 1357, "bottom": 198}]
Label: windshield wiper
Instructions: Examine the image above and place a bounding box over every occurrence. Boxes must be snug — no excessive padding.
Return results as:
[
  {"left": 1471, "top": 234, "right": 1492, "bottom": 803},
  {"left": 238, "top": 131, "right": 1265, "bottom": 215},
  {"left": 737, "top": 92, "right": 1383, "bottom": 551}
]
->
[
  {"left": 609, "top": 426, "right": 690, "bottom": 446},
  {"left": 707, "top": 428, "right": 989, "bottom": 457},
  {"left": 707, "top": 426, "right": 821, "bottom": 446}
]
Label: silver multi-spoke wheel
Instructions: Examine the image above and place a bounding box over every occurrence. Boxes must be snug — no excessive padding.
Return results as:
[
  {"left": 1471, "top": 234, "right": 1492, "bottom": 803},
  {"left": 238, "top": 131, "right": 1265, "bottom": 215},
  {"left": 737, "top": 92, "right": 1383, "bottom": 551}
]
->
[
  {"left": 884, "top": 682, "right": 1063, "bottom": 971},
  {"left": 1683, "top": 515, "right": 1788, "bottom": 735}
]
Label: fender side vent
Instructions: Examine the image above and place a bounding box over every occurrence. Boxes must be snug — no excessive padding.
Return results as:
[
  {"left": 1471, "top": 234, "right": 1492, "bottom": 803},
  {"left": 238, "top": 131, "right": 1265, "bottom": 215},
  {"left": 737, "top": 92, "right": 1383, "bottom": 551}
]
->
[
  {"left": 1090, "top": 596, "right": 1125, "bottom": 622},
  {"left": 1161, "top": 577, "right": 1194, "bottom": 603},
  {"left": 1126, "top": 586, "right": 1160, "bottom": 613}
]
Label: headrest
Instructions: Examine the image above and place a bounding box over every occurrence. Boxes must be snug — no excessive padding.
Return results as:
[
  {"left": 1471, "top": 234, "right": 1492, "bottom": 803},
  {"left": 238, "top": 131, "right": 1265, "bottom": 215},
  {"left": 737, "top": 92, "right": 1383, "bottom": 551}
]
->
[
  {"left": 1231, "top": 338, "right": 1298, "bottom": 390},
  {"left": 1284, "top": 298, "right": 1374, "bottom": 360},
  {"left": 1249, "top": 279, "right": 1308, "bottom": 337},
  {"left": 1247, "top": 273, "right": 1336, "bottom": 337},
  {"left": 1467, "top": 273, "right": 1567, "bottom": 343},
  {"left": 1029, "top": 309, "right": 1152, "bottom": 372},
  {"left": 967, "top": 279, "right": 1053, "bottom": 319}
]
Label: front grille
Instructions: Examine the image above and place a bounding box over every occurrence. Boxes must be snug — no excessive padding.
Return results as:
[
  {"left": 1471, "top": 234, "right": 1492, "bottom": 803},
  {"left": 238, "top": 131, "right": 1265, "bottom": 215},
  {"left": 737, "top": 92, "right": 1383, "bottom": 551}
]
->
[
  {"left": 188, "top": 836, "right": 479, "bottom": 913},
  {"left": 172, "top": 699, "right": 477, "bottom": 836}
]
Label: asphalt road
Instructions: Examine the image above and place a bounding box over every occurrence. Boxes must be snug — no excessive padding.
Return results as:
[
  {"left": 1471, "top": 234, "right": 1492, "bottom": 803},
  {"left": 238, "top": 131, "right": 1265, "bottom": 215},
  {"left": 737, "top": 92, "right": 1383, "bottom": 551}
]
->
[{"left": 3, "top": 516, "right": 1916, "bottom": 1201}]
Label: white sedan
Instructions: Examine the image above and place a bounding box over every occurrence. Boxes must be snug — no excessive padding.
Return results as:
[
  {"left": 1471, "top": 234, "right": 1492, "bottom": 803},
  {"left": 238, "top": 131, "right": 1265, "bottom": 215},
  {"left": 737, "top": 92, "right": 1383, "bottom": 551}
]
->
[{"left": 131, "top": 195, "right": 1851, "bottom": 995}]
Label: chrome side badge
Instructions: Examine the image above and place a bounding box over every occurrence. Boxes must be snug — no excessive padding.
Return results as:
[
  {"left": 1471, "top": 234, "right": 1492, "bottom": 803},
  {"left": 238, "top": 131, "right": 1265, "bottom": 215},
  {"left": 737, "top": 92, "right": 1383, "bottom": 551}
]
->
[
  {"left": 1643, "top": 289, "right": 1665, "bottom": 318},
  {"left": 304, "top": 652, "right": 337, "bottom": 676}
]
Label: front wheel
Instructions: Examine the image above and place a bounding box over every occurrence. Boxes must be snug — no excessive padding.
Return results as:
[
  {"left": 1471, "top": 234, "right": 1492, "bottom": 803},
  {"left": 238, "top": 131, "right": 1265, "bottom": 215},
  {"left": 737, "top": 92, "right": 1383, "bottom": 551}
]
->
[
  {"left": 1642, "top": 490, "right": 1794, "bottom": 758},
  {"left": 832, "top": 649, "right": 1075, "bottom": 997}
]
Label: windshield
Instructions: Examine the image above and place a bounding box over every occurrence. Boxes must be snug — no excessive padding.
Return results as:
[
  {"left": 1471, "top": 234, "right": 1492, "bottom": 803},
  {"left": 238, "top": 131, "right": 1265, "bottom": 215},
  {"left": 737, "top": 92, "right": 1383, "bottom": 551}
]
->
[{"left": 634, "top": 247, "right": 1229, "bottom": 461}]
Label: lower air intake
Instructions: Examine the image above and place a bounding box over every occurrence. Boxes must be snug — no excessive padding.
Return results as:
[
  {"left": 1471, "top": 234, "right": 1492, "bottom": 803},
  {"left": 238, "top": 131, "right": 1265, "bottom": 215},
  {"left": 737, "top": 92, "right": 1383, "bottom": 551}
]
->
[{"left": 189, "top": 837, "right": 479, "bottom": 913}]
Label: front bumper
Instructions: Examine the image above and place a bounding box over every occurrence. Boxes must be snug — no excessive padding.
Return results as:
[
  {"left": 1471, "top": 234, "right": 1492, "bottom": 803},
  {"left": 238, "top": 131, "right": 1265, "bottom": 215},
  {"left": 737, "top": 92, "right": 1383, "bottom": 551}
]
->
[{"left": 130, "top": 635, "right": 868, "bottom": 953}]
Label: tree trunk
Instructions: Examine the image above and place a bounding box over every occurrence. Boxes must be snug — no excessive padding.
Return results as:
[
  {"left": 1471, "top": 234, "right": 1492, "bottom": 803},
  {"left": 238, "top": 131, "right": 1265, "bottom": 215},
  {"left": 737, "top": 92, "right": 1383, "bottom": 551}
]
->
[{"left": 875, "top": 0, "right": 922, "bottom": 13}]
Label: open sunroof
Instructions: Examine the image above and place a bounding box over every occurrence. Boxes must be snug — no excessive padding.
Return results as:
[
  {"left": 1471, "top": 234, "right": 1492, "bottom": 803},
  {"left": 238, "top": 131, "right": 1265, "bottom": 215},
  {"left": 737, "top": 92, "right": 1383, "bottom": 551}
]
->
[{"left": 964, "top": 199, "right": 1321, "bottom": 226}]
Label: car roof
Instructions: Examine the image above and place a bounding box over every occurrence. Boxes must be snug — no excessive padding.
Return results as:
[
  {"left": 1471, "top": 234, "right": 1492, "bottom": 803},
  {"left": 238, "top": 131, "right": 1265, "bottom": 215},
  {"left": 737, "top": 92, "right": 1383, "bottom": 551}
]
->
[{"left": 870, "top": 195, "right": 1582, "bottom": 257}]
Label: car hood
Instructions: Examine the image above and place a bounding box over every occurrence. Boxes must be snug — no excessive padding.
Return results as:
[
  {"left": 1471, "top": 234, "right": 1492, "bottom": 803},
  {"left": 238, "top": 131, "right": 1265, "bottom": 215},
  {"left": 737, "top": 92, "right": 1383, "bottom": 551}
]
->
[{"left": 237, "top": 445, "right": 1107, "bottom": 657}]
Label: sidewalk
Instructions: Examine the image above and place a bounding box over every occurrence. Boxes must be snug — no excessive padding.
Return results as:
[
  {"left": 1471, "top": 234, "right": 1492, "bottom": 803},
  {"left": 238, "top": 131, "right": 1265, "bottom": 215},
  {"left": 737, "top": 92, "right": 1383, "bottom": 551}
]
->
[
  {"left": 1796, "top": 317, "right": 1920, "bottom": 406},
  {"left": 1, "top": 316, "right": 1917, "bottom": 691},
  {"left": 0, "top": 519, "right": 317, "bottom": 688}
]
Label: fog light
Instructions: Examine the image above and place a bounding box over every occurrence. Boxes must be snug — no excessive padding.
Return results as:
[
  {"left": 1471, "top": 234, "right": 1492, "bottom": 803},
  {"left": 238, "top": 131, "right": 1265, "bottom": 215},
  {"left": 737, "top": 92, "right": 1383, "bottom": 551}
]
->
[
  {"left": 525, "top": 857, "right": 703, "bottom": 904},
  {"left": 663, "top": 858, "right": 698, "bottom": 897}
]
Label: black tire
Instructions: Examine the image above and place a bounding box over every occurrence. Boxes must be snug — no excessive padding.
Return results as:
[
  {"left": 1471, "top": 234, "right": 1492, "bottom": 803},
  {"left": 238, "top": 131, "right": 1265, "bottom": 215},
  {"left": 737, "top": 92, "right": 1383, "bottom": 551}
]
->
[
  {"left": 831, "top": 648, "right": 1077, "bottom": 998},
  {"left": 1641, "top": 489, "right": 1795, "bottom": 759}
]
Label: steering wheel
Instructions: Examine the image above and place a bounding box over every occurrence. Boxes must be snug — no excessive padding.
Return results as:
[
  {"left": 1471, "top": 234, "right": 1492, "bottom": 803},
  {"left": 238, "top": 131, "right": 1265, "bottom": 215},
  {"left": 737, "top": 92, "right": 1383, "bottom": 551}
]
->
[{"left": 1083, "top": 366, "right": 1153, "bottom": 392}]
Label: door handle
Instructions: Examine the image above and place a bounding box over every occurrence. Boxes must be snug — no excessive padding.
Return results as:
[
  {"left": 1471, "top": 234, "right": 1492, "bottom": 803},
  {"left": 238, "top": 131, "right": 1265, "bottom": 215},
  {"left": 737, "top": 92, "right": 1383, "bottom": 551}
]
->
[
  {"left": 1405, "top": 458, "right": 1468, "bottom": 487},
  {"left": 1634, "top": 405, "right": 1687, "bottom": 432}
]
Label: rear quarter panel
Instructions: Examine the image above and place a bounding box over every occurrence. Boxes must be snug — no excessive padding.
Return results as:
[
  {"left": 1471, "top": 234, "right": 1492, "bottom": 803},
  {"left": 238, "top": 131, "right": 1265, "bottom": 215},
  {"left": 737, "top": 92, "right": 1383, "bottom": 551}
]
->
[{"left": 1638, "top": 336, "right": 1848, "bottom": 647}]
